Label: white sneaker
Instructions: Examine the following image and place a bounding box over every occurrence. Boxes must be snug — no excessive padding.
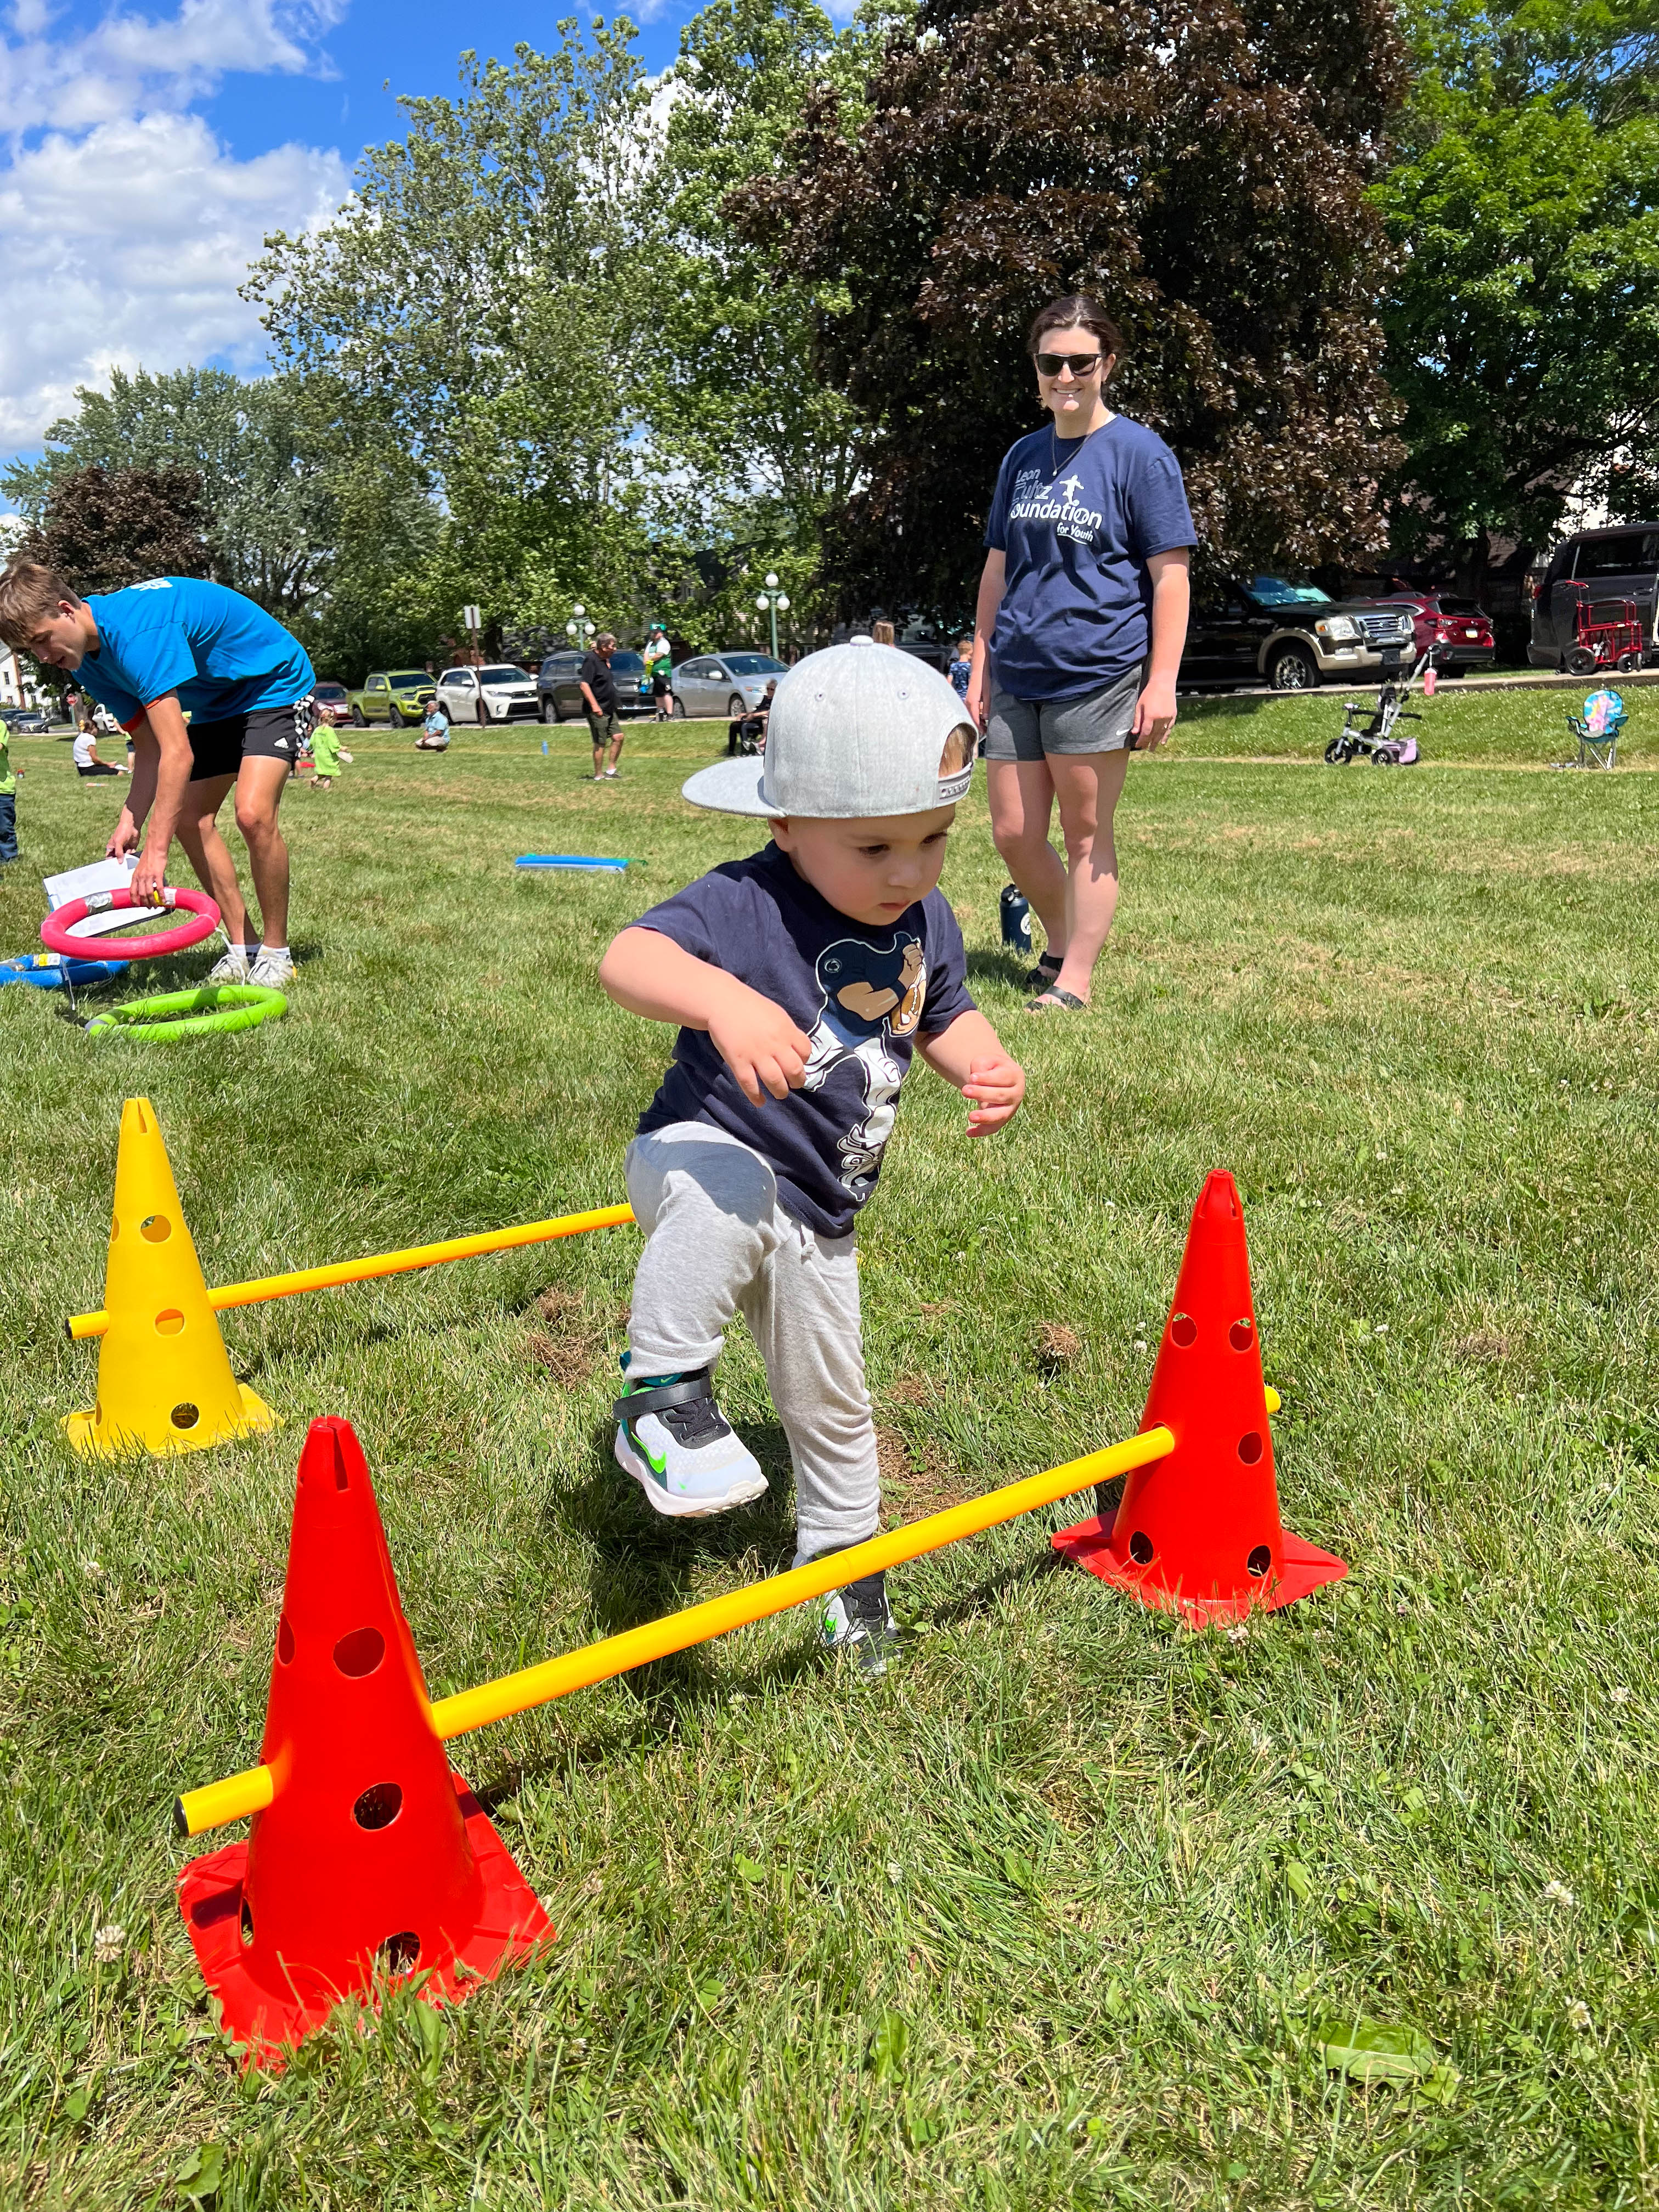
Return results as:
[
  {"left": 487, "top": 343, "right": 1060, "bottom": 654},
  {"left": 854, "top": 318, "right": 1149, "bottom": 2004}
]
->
[
  {"left": 613, "top": 1364, "right": 768, "bottom": 1517},
  {"left": 205, "top": 944, "right": 252, "bottom": 984},
  {"left": 817, "top": 1568, "right": 900, "bottom": 1678},
  {"left": 249, "top": 949, "right": 295, "bottom": 988}
]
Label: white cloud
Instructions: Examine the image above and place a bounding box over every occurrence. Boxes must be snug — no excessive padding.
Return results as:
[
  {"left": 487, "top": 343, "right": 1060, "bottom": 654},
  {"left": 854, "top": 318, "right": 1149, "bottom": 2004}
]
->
[{"left": 0, "top": 1, "right": 351, "bottom": 448}]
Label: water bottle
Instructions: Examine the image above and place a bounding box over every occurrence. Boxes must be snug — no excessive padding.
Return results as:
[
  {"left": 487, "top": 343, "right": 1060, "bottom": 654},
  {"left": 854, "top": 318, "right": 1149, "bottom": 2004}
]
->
[
  {"left": 1000, "top": 884, "right": 1032, "bottom": 956},
  {"left": 541, "top": 738, "right": 549, "bottom": 757}
]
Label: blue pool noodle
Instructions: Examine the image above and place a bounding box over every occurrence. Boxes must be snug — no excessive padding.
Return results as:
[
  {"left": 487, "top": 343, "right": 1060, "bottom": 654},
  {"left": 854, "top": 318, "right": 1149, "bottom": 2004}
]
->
[{"left": 515, "top": 854, "right": 629, "bottom": 871}]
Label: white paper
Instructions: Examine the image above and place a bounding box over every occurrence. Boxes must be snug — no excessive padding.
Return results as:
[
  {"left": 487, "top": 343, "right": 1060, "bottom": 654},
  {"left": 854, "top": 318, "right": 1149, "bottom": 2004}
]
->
[{"left": 41, "top": 854, "right": 142, "bottom": 940}]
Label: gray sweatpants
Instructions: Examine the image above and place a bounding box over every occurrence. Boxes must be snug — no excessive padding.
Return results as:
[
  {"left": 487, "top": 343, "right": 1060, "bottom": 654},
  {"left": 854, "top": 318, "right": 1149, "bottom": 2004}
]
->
[{"left": 624, "top": 1121, "right": 879, "bottom": 1560}]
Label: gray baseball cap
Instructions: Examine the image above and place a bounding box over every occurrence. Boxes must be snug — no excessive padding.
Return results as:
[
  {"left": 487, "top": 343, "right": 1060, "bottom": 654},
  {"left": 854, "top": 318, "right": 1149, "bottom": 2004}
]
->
[{"left": 680, "top": 640, "right": 977, "bottom": 819}]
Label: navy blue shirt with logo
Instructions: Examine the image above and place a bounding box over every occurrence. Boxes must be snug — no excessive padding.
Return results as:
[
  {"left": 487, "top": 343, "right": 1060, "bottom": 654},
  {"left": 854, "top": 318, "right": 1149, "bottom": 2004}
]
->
[
  {"left": 633, "top": 841, "right": 975, "bottom": 1237},
  {"left": 984, "top": 417, "right": 1195, "bottom": 701}
]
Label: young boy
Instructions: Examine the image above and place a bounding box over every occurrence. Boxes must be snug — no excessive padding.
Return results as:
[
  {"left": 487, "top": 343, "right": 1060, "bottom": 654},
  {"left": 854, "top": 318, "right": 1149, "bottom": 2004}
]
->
[
  {"left": 0, "top": 704, "right": 18, "bottom": 861},
  {"left": 597, "top": 640, "right": 1025, "bottom": 1672},
  {"left": 947, "top": 635, "right": 974, "bottom": 700}
]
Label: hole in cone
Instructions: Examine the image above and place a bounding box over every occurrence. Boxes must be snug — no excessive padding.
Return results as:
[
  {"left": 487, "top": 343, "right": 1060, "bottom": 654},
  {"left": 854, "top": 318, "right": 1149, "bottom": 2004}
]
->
[
  {"left": 240, "top": 1898, "right": 255, "bottom": 1946},
  {"left": 1170, "top": 1314, "right": 1197, "bottom": 1348},
  {"left": 333, "top": 1627, "right": 386, "bottom": 1679},
  {"left": 379, "top": 1931, "right": 421, "bottom": 1973},
  {"left": 1228, "top": 1319, "right": 1253, "bottom": 1351},
  {"left": 353, "top": 1782, "right": 403, "bottom": 1831},
  {"left": 276, "top": 1614, "right": 295, "bottom": 1664},
  {"left": 110, "top": 1218, "right": 119, "bottom": 1239},
  {"left": 1128, "top": 1530, "right": 1154, "bottom": 1565},
  {"left": 1247, "top": 1545, "right": 1272, "bottom": 1578},
  {"left": 1238, "top": 1432, "right": 1263, "bottom": 1465},
  {"left": 170, "top": 1402, "right": 200, "bottom": 1431},
  {"left": 140, "top": 1214, "right": 171, "bottom": 1243},
  {"left": 155, "top": 1308, "right": 185, "bottom": 1336}
]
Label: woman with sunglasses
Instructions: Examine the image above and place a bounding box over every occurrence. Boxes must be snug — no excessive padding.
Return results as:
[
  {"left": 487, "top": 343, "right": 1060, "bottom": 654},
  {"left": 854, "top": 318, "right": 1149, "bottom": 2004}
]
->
[{"left": 966, "top": 295, "right": 1193, "bottom": 1011}]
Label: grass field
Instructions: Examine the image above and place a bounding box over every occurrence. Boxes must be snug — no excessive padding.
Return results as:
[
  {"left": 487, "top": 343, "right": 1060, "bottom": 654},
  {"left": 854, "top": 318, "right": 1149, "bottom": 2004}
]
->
[{"left": 1, "top": 686, "right": 1656, "bottom": 2209}]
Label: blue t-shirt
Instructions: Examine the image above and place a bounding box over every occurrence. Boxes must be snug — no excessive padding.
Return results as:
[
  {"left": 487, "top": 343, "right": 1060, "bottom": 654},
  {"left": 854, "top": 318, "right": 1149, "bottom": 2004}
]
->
[
  {"left": 984, "top": 417, "right": 1194, "bottom": 701},
  {"left": 77, "top": 578, "right": 314, "bottom": 728},
  {"left": 634, "top": 841, "right": 975, "bottom": 1238}
]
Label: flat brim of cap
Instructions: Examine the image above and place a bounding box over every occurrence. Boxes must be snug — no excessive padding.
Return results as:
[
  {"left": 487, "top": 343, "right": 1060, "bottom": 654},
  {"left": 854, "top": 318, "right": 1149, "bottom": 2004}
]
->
[{"left": 680, "top": 759, "right": 776, "bottom": 816}]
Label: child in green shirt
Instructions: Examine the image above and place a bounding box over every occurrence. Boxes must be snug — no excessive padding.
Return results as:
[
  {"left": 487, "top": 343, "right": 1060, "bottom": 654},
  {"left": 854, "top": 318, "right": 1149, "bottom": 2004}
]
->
[{"left": 0, "top": 710, "right": 18, "bottom": 862}]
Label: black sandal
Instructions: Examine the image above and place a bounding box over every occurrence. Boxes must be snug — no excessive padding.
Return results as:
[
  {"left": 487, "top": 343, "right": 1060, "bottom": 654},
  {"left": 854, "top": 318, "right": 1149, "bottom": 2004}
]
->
[
  {"left": 1024, "top": 986, "right": 1088, "bottom": 1013},
  {"left": 1027, "top": 951, "right": 1063, "bottom": 990}
]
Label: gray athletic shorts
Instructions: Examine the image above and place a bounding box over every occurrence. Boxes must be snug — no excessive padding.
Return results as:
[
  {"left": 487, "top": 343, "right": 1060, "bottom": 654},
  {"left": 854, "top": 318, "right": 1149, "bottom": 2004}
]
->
[{"left": 984, "top": 665, "right": 1141, "bottom": 761}]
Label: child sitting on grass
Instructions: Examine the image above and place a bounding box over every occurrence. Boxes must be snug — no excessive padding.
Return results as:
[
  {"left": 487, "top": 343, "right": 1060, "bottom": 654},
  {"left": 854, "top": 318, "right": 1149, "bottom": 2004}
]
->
[{"left": 597, "top": 641, "right": 1025, "bottom": 1672}]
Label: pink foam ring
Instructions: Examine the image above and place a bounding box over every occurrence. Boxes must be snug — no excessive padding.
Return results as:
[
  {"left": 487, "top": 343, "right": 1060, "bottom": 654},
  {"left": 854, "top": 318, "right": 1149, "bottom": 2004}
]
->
[
  {"left": 1423, "top": 668, "right": 1437, "bottom": 698},
  {"left": 40, "top": 885, "right": 220, "bottom": 962}
]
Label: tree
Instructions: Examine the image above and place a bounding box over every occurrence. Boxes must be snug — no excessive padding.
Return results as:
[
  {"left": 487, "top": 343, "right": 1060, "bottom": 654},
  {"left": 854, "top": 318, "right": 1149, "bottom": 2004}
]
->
[
  {"left": 637, "top": 0, "right": 882, "bottom": 643},
  {"left": 24, "top": 464, "right": 212, "bottom": 595},
  {"left": 2, "top": 368, "right": 336, "bottom": 620},
  {"left": 246, "top": 32, "right": 654, "bottom": 645},
  {"left": 1376, "top": 0, "right": 1659, "bottom": 592},
  {"left": 731, "top": 0, "right": 1406, "bottom": 618}
]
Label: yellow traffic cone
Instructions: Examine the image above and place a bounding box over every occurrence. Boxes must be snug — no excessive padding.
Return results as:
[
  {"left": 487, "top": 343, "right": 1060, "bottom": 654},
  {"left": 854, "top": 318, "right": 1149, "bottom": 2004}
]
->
[{"left": 66, "top": 1097, "right": 276, "bottom": 1458}]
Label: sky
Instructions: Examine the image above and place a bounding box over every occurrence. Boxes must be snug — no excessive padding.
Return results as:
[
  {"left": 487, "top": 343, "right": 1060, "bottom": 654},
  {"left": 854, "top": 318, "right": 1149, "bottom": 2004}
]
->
[{"left": 0, "top": 0, "right": 715, "bottom": 477}]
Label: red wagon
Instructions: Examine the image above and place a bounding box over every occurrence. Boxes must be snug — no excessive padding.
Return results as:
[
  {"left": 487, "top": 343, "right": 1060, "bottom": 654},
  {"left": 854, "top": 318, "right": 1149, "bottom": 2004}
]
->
[{"left": 1562, "top": 580, "right": 1645, "bottom": 674}]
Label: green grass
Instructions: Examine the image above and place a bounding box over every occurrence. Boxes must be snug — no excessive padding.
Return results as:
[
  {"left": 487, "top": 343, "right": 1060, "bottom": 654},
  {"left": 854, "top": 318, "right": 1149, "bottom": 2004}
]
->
[{"left": 1, "top": 706, "right": 1656, "bottom": 2208}]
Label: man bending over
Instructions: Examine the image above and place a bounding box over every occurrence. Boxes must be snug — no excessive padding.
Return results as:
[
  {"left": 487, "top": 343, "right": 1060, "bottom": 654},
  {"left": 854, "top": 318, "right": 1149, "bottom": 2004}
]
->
[{"left": 0, "top": 563, "right": 315, "bottom": 987}]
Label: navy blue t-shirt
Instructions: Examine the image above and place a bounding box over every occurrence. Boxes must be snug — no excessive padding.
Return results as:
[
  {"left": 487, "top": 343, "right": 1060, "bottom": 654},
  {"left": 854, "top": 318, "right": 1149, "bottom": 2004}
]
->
[
  {"left": 984, "top": 417, "right": 1195, "bottom": 701},
  {"left": 634, "top": 842, "right": 975, "bottom": 1238}
]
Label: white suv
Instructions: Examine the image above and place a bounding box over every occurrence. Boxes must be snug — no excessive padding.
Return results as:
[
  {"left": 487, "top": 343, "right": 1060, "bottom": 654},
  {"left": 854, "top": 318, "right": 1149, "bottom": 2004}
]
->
[{"left": 435, "top": 664, "right": 540, "bottom": 724}]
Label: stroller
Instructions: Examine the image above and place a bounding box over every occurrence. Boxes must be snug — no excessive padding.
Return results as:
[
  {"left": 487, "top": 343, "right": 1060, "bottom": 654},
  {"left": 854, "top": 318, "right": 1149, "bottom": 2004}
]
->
[
  {"left": 1326, "top": 646, "right": 1433, "bottom": 766},
  {"left": 1564, "top": 686, "right": 1626, "bottom": 769}
]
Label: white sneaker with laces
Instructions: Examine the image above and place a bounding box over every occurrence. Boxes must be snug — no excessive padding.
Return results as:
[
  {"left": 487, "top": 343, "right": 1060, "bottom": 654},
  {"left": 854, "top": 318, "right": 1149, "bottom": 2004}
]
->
[
  {"left": 249, "top": 948, "right": 296, "bottom": 988},
  {"left": 814, "top": 1564, "right": 900, "bottom": 1678},
  {"left": 613, "top": 1363, "right": 768, "bottom": 1517},
  {"left": 205, "top": 944, "right": 252, "bottom": 984}
]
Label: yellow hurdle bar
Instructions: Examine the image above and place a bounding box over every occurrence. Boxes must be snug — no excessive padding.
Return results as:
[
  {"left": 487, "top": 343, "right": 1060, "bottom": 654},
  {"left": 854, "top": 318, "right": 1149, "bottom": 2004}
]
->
[
  {"left": 68, "top": 1203, "right": 637, "bottom": 1342},
  {"left": 175, "top": 1420, "right": 1187, "bottom": 1837}
]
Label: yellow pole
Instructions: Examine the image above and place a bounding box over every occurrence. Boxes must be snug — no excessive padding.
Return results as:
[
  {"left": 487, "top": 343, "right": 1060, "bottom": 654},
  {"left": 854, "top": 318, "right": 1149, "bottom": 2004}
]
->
[
  {"left": 175, "top": 1421, "right": 1178, "bottom": 1837},
  {"left": 68, "top": 1203, "right": 636, "bottom": 1341}
]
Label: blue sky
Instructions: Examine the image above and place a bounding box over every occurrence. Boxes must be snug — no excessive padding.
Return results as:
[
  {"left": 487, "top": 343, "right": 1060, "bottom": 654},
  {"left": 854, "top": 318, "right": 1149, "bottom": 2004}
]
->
[{"left": 0, "top": 0, "right": 704, "bottom": 475}]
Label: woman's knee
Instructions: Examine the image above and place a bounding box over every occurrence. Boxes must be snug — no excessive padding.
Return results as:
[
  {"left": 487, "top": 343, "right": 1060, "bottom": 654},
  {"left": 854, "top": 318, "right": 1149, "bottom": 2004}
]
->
[{"left": 234, "top": 800, "right": 281, "bottom": 845}]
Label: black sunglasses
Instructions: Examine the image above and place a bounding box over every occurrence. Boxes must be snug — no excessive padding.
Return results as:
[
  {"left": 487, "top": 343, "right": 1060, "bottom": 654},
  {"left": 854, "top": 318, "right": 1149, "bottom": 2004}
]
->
[{"left": 1035, "top": 351, "right": 1104, "bottom": 377}]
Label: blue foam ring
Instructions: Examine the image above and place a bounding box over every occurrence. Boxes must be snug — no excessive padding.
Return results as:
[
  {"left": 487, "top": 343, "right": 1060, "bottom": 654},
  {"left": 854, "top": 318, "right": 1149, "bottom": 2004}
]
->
[
  {"left": 514, "top": 854, "right": 629, "bottom": 871},
  {"left": 0, "top": 952, "right": 131, "bottom": 990}
]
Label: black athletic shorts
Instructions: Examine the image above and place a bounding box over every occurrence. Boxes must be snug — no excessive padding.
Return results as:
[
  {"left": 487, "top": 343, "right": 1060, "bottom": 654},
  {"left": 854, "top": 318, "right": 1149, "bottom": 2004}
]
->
[
  {"left": 187, "top": 698, "right": 316, "bottom": 783},
  {"left": 651, "top": 673, "right": 670, "bottom": 698}
]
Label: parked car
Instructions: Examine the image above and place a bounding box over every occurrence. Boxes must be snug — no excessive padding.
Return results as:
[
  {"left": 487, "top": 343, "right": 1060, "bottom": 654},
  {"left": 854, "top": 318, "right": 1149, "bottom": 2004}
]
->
[
  {"left": 1182, "top": 576, "right": 1417, "bottom": 690},
  {"left": 0, "top": 701, "right": 50, "bottom": 732},
  {"left": 1529, "top": 523, "right": 1659, "bottom": 669},
  {"left": 1374, "top": 592, "right": 1496, "bottom": 674},
  {"left": 434, "top": 663, "right": 540, "bottom": 724},
  {"left": 536, "top": 649, "right": 656, "bottom": 723},
  {"left": 670, "top": 652, "right": 789, "bottom": 719},
  {"left": 348, "top": 670, "right": 437, "bottom": 726},
  {"left": 312, "top": 681, "right": 352, "bottom": 727}
]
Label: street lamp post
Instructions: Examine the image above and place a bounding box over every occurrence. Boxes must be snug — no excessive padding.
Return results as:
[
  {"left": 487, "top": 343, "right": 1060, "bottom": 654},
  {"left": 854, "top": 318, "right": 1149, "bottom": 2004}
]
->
[{"left": 755, "top": 573, "right": 791, "bottom": 661}]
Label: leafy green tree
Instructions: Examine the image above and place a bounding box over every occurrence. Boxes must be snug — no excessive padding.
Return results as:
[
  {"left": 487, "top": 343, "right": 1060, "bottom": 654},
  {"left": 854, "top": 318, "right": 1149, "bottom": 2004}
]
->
[
  {"left": 2, "top": 368, "right": 334, "bottom": 619},
  {"left": 1377, "top": 0, "right": 1659, "bottom": 592},
  {"left": 246, "top": 31, "right": 653, "bottom": 647},
  {"left": 638, "top": 0, "right": 882, "bottom": 641},
  {"left": 733, "top": 0, "right": 1406, "bottom": 619}
]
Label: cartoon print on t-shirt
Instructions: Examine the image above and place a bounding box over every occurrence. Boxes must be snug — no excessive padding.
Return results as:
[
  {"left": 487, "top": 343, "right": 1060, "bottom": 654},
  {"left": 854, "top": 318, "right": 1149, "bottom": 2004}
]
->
[{"left": 802, "top": 934, "right": 927, "bottom": 1198}]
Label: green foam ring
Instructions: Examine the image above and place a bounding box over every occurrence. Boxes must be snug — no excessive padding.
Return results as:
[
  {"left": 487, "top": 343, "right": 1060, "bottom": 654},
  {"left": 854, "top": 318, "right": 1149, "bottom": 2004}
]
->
[{"left": 85, "top": 984, "right": 288, "bottom": 1043}]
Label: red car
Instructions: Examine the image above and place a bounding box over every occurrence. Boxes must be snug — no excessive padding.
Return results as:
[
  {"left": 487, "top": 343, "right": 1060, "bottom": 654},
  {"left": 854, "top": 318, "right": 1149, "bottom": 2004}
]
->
[
  {"left": 1376, "top": 593, "right": 1495, "bottom": 674},
  {"left": 312, "top": 681, "right": 352, "bottom": 726}
]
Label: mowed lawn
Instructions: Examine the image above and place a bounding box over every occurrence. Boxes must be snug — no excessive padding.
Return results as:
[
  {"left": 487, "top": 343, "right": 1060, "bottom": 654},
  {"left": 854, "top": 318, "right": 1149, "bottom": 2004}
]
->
[{"left": 1, "top": 686, "right": 1656, "bottom": 2209}]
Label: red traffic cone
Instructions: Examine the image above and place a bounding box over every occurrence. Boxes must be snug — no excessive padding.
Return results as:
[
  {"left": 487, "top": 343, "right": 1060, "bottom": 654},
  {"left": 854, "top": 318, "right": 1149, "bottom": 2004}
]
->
[
  {"left": 177, "top": 1418, "right": 551, "bottom": 2064},
  {"left": 1053, "top": 1172, "right": 1346, "bottom": 1624}
]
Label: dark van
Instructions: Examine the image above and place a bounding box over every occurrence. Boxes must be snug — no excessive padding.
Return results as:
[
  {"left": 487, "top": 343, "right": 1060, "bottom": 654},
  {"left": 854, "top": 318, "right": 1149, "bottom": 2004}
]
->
[{"left": 1530, "top": 523, "right": 1659, "bottom": 669}]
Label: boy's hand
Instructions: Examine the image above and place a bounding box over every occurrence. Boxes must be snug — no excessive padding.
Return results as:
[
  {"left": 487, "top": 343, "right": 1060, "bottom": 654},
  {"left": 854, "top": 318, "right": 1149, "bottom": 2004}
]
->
[
  {"left": 963, "top": 1050, "right": 1025, "bottom": 1135},
  {"left": 708, "top": 991, "right": 813, "bottom": 1105}
]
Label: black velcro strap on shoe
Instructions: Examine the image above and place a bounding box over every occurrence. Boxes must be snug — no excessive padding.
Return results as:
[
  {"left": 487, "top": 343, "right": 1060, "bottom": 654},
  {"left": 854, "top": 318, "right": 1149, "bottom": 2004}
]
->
[{"left": 613, "top": 1370, "right": 712, "bottom": 1424}]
